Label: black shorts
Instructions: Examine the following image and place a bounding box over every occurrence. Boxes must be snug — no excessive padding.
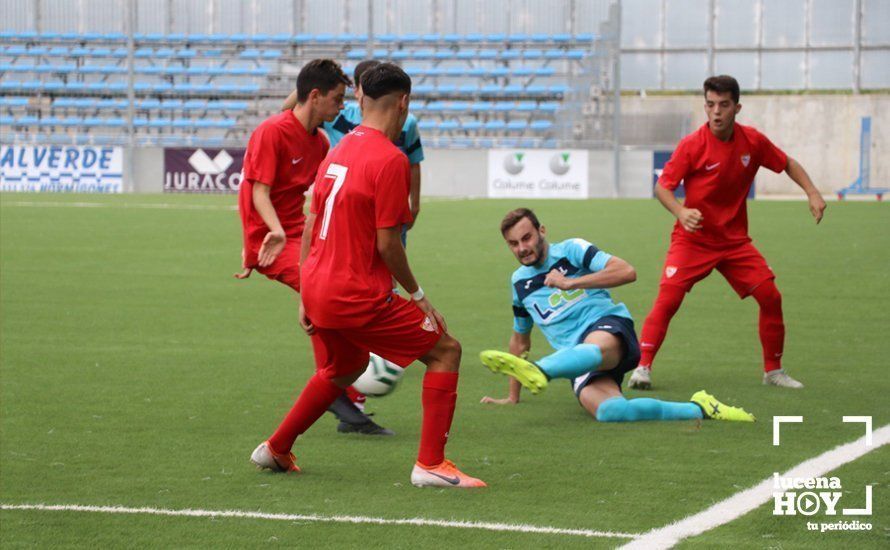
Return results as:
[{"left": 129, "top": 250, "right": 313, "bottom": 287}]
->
[{"left": 571, "top": 315, "right": 641, "bottom": 399}]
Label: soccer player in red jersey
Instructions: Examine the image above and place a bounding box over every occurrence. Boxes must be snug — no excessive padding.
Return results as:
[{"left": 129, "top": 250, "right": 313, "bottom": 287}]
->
[
  {"left": 236, "top": 59, "right": 395, "bottom": 436},
  {"left": 250, "top": 63, "right": 485, "bottom": 488},
  {"left": 235, "top": 59, "right": 348, "bottom": 291},
  {"left": 627, "top": 75, "right": 826, "bottom": 391}
]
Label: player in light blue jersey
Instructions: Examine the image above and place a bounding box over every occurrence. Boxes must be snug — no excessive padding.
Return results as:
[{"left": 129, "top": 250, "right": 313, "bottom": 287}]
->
[
  {"left": 284, "top": 60, "right": 424, "bottom": 239},
  {"left": 480, "top": 208, "right": 755, "bottom": 423}
]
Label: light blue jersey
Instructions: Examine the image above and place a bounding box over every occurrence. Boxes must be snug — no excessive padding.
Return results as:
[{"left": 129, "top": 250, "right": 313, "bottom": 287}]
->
[
  {"left": 323, "top": 103, "right": 425, "bottom": 164},
  {"left": 511, "top": 238, "right": 632, "bottom": 350}
]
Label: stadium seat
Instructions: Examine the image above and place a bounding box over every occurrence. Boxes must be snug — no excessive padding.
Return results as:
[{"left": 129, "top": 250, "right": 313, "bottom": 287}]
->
[{"left": 530, "top": 120, "right": 554, "bottom": 131}]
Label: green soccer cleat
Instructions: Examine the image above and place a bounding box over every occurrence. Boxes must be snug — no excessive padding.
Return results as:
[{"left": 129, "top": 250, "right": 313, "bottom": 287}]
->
[
  {"left": 690, "top": 390, "right": 756, "bottom": 422},
  {"left": 479, "top": 350, "right": 548, "bottom": 394}
]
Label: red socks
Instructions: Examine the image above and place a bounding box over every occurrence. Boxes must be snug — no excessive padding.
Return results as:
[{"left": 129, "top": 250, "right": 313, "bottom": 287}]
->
[
  {"left": 267, "top": 373, "right": 343, "bottom": 455},
  {"left": 417, "top": 371, "right": 459, "bottom": 467},
  {"left": 752, "top": 280, "right": 785, "bottom": 372},
  {"left": 639, "top": 284, "right": 687, "bottom": 368}
]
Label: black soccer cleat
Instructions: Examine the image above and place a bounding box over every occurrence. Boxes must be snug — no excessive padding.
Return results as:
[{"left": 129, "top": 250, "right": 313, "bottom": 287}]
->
[{"left": 336, "top": 419, "right": 395, "bottom": 436}]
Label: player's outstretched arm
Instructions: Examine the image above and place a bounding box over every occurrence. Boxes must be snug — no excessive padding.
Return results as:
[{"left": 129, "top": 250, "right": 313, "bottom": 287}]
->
[
  {"left": 655, "top": 184, "right": 703, "bottom": 232},
  {"left": 785, "top": 156, "right": 826, "bottom": 224},
  {"left": 407, "top": 163, "right": 421, "bottom": 229},
  {"left": 252, "top": 182, "right": 286, "bottom": 267},
  {"left": 544, "top": 256, "right": 636, "bottom": 291},
  {"left": 481, "top": 332, "right": 530, "bottom": 405},
  {"left": 281, "top": 90, "right": 298, "bottom": 112}
]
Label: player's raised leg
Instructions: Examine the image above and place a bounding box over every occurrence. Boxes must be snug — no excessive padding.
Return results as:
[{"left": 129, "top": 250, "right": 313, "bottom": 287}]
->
[{"left": 411, "top": 333, "right": 487, "bottom": 488}]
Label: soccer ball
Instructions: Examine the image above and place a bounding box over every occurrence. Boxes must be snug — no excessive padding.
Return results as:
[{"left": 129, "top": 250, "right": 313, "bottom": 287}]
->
[{"left": 352, "top": 354, "right": 405, "bottom": 397}]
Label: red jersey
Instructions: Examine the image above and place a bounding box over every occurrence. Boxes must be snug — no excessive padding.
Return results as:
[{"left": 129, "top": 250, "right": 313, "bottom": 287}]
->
[
  {"left": 301, "top": 126, "right": 412, "bottom": 328},
  {"left": 658, "top": 122, "right": 787, "bottom": 247},
  {"left": 238, "top": 111, "right": 329, "bottom": 267}
]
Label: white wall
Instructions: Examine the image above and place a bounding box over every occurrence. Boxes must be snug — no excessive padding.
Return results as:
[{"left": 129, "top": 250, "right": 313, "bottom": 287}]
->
[{"left": 621, "top": 94, "right": 890, "bottom": 195}]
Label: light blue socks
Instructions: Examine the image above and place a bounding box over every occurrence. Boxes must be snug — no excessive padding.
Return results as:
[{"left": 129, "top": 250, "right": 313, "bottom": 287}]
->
[
  {"left": 595, "top": 396, "right": 703, "bottom": 422},
  {"left": 537, "top": 344, "right": 602, "bottom": 380}
]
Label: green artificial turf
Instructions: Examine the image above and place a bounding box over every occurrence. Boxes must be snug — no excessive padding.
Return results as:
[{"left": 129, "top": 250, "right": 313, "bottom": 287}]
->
[{"left": 1, "top": 193, "right": 887, "bottom": 548}]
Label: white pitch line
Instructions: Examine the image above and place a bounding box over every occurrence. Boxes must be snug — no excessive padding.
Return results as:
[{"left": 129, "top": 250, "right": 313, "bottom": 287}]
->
[
  {"left": 0, "top": 503, "right": 639, "bottom": 540},
  {"left": 0, "top": 200, "right": 236, "bottom": 211},
  {"left": 621, "top": 423, "right": 890, "bottom": 550}
]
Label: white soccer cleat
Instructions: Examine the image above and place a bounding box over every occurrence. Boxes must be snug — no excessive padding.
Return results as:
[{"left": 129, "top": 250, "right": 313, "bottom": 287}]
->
[
  {"left": 411, "top": 459, "right": 487, "bottom": 488},
  {"left": 763, "top": 369, "right": 804, "bottom": 389},
  {"left": 627, "top": 366, "right": 652, "bottom": 390},
  {"left": 250, "top": 441, "right": 301, "bottom": 473}
]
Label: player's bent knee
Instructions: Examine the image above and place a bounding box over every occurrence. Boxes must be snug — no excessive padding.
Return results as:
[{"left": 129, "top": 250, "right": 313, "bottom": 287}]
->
[
  {"left": 753, "top": 280, "right": 782, "bottom": 307},
  {"left": 424, "top": 334, "right": 462, "bottom": 371}
]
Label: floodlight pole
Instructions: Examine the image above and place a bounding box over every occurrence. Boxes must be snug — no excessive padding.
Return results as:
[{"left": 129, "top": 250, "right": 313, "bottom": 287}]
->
[
  {"left": 125, "top": 0, "right": 136, "bottom": 193},
  {"left": 612, "top": 0, "right": 621, "bottom": 198}
]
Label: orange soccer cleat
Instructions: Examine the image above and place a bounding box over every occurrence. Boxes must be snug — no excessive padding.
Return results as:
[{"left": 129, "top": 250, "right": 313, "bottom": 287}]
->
[
  {"left": 249, "top": 441, "right": 301, "bottom": 473},
  {"left": 410, "top": 459, "right": 487, "bottom": 488}
]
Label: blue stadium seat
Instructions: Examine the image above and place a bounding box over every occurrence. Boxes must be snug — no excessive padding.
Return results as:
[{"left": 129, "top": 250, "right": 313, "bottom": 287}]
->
[
  {"left": 176, "top": 48, "right": 197, "bottom": 58},
  {"left": 1, "top": 96, "right": 28, "bottom": 106},
  {"left": 523, "top": 49, "right": 544, "bottom": 59},
  {"left": 530, "top": 33, "right": 549, "bottom": 43},
  {"left": 155, "top": 48, "right": 174, "bottom": 58},
  {"left": 515, "top": 102, "right": 536, "bottom": 112},
  {"left": 455, "top": 49, "right": 475, "bottom": 60},
  {"left": 140, "top": 98, "right": 161, "bottom": 109},
  {"left": 172, "top": 118, "right": 193, "bottom": 129},
  {"left": 48, "top": 46, "right": 69, "bottom": 56},
  {"left": 566, "top": 49, "right": 586, "bottom": 60},
  {"left": 539, "top": 102, "right": 559, "bottom": 113},
  {"left": 39, "top": 116, "right": 64, "bottom": 127},
  {"left": 417, "top": 119, "right": 436, "bottom": 130},
  {"left": 442, "top": 34, "right": 462, "bottom": 43},
  {"left": 69, "top": 46, "right": 91, "bottom": 56},
  {"left": 486, "top": 33, "right": 506, "bottom": 42},
  {"left": 17, "top": 115, "right": 39, "bottom": 125},
  {"left": 477, "top": 49, "right": 497, "bottom": 60},
  {"left": 346, "top": 49, "right": 367, "bottom": 60},
  {"left": 270, "top": 33, "right": 291, "bottom": 43},
  {"left": 484, "top": 120, "right": 506, "bottom": 131},
  {"left": 552, "top": 34, "right": 572, "bottom": 43},
  {"left": 111, "top": 47, "right": 128, "bottom": 58},
  {"left": 530, "top": 120, "right": 553, "bottom": 131},
  {"left": 507, "top": 34, "right": 528, "bottom": 42},
  {"left": 461, "top": 120, "right": 483, "bottom": 131},
  {"left": 184, "top": 99, "right": 207, "bottom": 109},
  {"left": 239, "top": 49, "right": 260, "bottom": 58},
  {"left": 576, "top": 33, "right": 595, "bottom": 41},
  {"left": 458, "top": 84, "right": 478, "bottom": 94},
  {"left": 437, "top": 84, "right": 457, "bottom": 94},
  {"left": 0, "top": 115, "right": 14, "bottom": 125},
  {"left": 6, "top": 46, "right": 28, "bottom": 55},
  {"left": 465, "top": 33, "right": 484, "bottom": 43},
  {"left": 162, "top": 99, "right": 184, "bottom": 109},
  {"left": 261, "top": 49, "right": 281, "bottom": 59},
  {"left": 438, "top": 120, "right": 459, "bottom": 131},
  {"left": 501, "top": 50, "right": 521, "bottom": 60},
  {"left": 549, "top": 84, "right": 571, "bottom": 95},
  {"left": 314, "top": 33, "right": 335, "bottom": 43}
]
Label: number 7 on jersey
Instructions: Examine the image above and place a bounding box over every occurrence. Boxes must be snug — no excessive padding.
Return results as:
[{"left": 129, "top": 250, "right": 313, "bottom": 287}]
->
[{"left": 319, "top": 163, "right": 348, "bottom": 240}]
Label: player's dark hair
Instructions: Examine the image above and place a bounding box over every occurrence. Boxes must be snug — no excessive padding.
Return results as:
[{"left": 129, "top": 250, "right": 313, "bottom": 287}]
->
[
  {"left": 353, "top": 59, "right": 381, "bottom": 89},
  {"left": 500, "top": 208, "right": 541, "bottom": 235},
  {"left": 360, "top": 62, "right": 411, "bottom": 99},
  {"left": 703, "top": 75, "right": 740, "bottom": 104},
  {"left": 296, "top": 59, "right": 351, "bottom": 103}
]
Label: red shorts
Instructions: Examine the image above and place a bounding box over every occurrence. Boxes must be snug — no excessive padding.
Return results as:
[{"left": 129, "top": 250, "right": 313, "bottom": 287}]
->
[
  {"left": 246, "top": 239, "right": 301, "bottom": 292},
  {"left": 310, "top": 296, "right": 442, "bottom": 378},
  {"left": 660, "top": 239, "right": 774, "bottom": 298}
]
